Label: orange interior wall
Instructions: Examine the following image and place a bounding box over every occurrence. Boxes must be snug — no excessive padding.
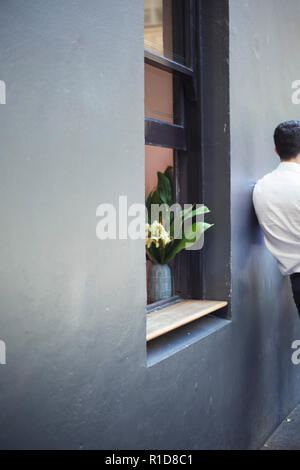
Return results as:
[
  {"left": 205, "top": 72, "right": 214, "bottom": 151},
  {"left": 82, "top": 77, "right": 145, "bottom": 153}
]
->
[{"left": 144, "top": 63, "right": 173, "bottom": 198}]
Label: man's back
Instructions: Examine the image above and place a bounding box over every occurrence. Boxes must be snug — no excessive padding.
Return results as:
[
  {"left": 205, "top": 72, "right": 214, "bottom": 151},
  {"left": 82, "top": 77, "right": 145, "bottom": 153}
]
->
[{"left": 253, "top": 161, "right": 300, "bottom": 275}]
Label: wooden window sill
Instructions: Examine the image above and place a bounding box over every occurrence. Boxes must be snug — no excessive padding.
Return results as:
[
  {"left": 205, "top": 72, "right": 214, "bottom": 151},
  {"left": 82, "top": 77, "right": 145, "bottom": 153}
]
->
[{"left": 146, "top": 299, "right": 228, "bottom": 342}]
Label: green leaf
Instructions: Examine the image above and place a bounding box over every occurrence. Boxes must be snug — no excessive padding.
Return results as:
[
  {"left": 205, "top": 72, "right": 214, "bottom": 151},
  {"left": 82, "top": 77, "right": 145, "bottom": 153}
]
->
[
  {"left": 157, "top": 172, "right": 172, "bottom": 205},
  {"left": 147, "top": 243, "right": 160, "bottom": 264},
  {"left": 165, "top": 222, "right": 213, "bottom": 263},
  {"left": 151, "top": 189, "right": 161, "bottom": 205},
  {"left": 170, "top": 205, "right": 193, "bottom": 236},
  {"left": 145, "top": 167, "right": 174, "bottom": 223},
  {"left": 146, "top": 191, "right": 152, "bottom": 210},
  {"left": 183, "top": 205, "right": 210, "bottom": 220},
  {"left": 164, "top": 166, "right": 174, "bottom": 186},
  {"left": 146, "top": 192, "right": 153, "bottom": 223},
  {"left": 164, "top": 165, "right": 173, "bottom": 180},
  {"left": 170, "top": 204, "right": 210, "bottom": 238}
]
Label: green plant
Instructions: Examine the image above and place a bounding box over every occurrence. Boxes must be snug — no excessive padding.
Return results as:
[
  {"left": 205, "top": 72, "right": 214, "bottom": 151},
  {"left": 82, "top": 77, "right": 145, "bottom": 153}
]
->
[
  {"left": 145, "top": 167, "right": 213, "bottom": 264},
  {"left": 146, "top": 166, "right": 174, "bottom": 224}
]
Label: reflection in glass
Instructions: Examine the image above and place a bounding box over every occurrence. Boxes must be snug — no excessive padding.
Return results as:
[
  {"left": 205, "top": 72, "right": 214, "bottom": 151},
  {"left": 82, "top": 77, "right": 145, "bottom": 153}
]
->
[
  {"left": 144, "top": 0, "right": 164, "bottom": 57},
  {"left": 144, "top": 0, "right": 189, "bottom": 66}
]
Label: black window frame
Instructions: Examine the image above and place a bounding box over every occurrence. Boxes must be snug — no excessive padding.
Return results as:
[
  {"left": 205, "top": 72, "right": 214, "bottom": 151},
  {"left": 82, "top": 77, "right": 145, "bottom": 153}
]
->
[
  {"left": 145, "top": 0, "right": 205, "bottom": 307},
  {"left": 145, "top": 0, "right": 231, "bottom": 322},
  {"left": 144, "top": 0, "right": 197, "bottom": 150}
]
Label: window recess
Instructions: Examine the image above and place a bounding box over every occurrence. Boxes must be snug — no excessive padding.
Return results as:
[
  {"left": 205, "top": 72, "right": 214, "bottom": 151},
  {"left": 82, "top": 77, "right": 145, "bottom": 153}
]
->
[{"left": 144, "top": 0, "right": 229, "bottom": 342}]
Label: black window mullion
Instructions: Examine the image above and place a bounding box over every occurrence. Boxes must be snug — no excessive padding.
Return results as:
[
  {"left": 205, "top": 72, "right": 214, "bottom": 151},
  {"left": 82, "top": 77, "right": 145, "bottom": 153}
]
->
[
  {"left": 144, "top": 49, "right": 194, "bottom": 77},
  {"left": 145, "top": 118, "right": 187, "bottom": 151}
]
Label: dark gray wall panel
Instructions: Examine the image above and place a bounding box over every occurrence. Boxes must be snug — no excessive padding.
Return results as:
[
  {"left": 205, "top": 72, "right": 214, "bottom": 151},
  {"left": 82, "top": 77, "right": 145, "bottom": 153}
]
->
[{"left": 230, "top": 0, "right": 300, "bottom": 448}]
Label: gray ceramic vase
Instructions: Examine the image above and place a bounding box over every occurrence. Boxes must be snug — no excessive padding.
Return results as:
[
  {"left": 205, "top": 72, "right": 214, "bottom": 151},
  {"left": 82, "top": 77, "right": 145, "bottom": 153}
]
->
[{"left": 148, "top": 263, "right": 172, "bottom": 303}]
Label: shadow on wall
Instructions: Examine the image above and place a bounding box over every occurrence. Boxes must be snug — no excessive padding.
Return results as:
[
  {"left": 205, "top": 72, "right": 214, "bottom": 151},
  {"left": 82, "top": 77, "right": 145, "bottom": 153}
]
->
[
  {"left": 230, "top": 184, "right": 297, "bottom": 449},
  {"left": 233, "top": 181, "right": 265, "bottom": 273},
  {"left": 249, "top": 195, "right": 264, "bottom": 246}
]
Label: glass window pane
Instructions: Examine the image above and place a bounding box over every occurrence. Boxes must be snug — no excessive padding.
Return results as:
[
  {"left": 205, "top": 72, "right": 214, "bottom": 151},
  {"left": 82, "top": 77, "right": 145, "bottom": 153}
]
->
[
  {"left": 144, "top": 0, "right": 190, "bottom": 67},
  {"left": 145, "top": 146, "right": 174, "bottom": 304},
  {"left": 145, "top": 145, "right": 173, "bottom": 198},
  {"left": 144, "top": 64, "right": 181, "bottom": 125},
  {"left": 145, "top": 64, "right": 173, "bottom": 123}
]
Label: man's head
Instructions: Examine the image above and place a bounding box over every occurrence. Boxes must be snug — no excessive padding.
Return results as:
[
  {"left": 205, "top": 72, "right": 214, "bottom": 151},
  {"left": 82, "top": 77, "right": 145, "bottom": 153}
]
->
[{"left": 274, "top": 120, "right": 300, "bottom": 161}]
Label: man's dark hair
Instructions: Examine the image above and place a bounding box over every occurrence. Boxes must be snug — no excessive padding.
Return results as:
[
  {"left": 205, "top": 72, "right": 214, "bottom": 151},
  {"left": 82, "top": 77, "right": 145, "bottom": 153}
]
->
[{"left": 274, "top": 120, "right": 300, "bottom": 160}]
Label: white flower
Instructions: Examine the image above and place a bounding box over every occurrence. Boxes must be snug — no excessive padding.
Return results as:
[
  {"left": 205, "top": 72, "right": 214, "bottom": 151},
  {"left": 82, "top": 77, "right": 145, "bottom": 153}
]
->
[{"left": 145, "top": 221, "right": 172, "bottom": 249}]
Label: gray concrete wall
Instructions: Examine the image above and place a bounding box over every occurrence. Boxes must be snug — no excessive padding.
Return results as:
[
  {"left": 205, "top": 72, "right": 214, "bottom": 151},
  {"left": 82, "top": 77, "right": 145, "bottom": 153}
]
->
[
  {"left": 230, "top": 0, "right": 300, "bottom": 446},
  {"left": 0, "top": 0, "right": 299, "bottom": 450},
  {"left": 0, "top": 0, "right": 146, "bottom": 449}
]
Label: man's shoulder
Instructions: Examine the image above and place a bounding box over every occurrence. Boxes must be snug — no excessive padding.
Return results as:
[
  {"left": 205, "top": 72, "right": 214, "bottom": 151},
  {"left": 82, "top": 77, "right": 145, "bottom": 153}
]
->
[
  {"left": 253, "top": 165, "right": 300, "bottom": 206},
  {"left": 253, "top": 169, "right": 275, "bottom": 191},
  {"left": 252, "top": 168, "right": 279, "bottom": 206}
]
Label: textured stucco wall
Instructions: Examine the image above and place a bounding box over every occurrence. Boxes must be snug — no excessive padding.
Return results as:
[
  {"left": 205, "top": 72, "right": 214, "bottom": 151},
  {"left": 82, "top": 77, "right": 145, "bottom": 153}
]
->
[
  {"left": 230, "top": 0, "right": 300, "bottom": 446},
  {"left": 0, "top": 0, "right": 146, "bottom": 449}
]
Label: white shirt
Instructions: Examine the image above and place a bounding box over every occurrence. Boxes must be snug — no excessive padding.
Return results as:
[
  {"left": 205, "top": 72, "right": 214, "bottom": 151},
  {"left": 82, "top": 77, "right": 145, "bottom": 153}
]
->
[{"left": 253, "top": 161, "right": 300, "bottom": 276}]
